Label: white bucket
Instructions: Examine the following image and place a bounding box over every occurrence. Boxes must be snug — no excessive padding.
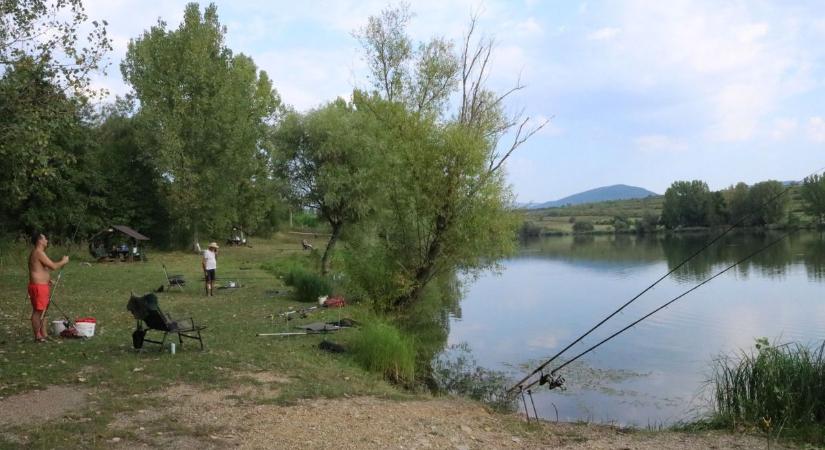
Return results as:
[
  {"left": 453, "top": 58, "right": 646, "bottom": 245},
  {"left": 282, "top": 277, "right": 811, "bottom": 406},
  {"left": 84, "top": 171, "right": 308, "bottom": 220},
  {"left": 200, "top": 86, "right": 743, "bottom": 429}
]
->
[
  {"left": 51, "top": 320, "right": 67, "bottom": 336},
  {"left": 75, "top": 321, "right": 96, "bottom": 337}
]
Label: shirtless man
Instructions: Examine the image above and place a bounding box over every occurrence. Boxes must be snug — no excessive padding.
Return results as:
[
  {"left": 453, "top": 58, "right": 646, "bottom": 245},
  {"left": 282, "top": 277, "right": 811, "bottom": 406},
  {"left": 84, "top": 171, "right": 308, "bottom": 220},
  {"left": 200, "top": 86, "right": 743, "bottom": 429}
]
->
[{"left": 28, "top": 232, "right": 69, "bottom": 342}]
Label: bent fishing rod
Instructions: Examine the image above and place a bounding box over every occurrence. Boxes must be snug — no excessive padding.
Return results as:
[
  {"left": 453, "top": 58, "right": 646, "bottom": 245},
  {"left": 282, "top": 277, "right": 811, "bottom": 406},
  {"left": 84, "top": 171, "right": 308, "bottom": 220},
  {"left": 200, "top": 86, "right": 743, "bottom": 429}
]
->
[
  {"left": 515, "top": 230, "right": 792, "bottom": 394},
  {"left": 509, "top": 167, "right": 824, "bottom": 394}
]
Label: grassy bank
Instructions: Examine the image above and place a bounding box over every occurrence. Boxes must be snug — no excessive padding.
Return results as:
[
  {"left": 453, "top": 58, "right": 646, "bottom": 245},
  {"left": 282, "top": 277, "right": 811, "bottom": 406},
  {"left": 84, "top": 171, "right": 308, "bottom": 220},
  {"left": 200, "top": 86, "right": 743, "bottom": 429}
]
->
[{"left": 0, "top": 234, "right": 410, "bottom": 447}]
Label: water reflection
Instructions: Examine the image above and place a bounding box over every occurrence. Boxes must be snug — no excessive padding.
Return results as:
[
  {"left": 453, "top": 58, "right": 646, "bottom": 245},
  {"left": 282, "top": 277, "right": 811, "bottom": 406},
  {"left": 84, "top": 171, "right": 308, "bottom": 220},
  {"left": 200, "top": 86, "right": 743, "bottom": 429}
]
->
[
  {"left": 521, "top": 231, "right": 825, "bottom": 283},
  {"left": 443, "top": 230, "right": 825, "bottom": 426}
]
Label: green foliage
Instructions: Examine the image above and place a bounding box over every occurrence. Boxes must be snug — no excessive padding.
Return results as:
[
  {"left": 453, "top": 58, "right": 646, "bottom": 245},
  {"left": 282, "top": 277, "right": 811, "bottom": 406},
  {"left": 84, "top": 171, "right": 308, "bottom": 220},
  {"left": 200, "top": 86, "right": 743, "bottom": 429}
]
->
[
  {"left": 432, "top": 343, "right": 516, "bottom": 412},
  {"left": 723, "top": 181, "right": 787, "bottom": 226},
  {"left": 0, "top": 60, "right": 104, "bottom": 239},
  {"left": 710, "top": 338, "right": 825, "bottom": 444},
  {"left": 661, "top": 180, "right": 725, "bottom": 228},
  {"left": 283, "top": 267, "right": 332, "bottom": 302},
  {"left": 747, "top": 181, "right": 786, "bottom": 225},
  {"left": 801, "top": 173, "right": 825, "bottom": 225},
  {"left": 121, "top": 3, "right": 282, "bottom": 245},
  {"left": 572, "top": 220, "right": 594, "bottom": 233},
  {"left": 519, "top": 221, "right": 542, "bottom": 238},
  {"left": 0, "top": 0, "right": 112, "bottom": 95},
  {"left": 350, "top": 319, "right": 417, "bottom": 384},
  {"left": 636, "top": 212, "right": 660, "bottom": 234},
  {"left": 274, "top": 98, "right": 380, "bottom": 273},
  {"left": 292, "top": 211, "right": 321, "bottom": 229},
  {"left": 612, "top": 215, "right": 630, "bottom": 232}
]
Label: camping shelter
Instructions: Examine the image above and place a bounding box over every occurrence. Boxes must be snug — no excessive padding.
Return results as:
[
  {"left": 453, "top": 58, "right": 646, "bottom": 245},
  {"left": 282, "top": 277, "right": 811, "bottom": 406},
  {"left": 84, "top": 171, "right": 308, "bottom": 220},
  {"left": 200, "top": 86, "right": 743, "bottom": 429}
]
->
[{"left": 89, "top": 225, "right": 150, "bottom": 262}]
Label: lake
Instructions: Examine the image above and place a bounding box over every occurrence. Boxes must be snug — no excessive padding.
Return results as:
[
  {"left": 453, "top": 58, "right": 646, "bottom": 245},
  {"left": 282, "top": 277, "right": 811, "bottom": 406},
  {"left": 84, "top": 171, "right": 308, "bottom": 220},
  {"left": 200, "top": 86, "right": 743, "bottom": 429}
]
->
[{"left": 446, "top": 230, "right": 825, "bottom": 426}]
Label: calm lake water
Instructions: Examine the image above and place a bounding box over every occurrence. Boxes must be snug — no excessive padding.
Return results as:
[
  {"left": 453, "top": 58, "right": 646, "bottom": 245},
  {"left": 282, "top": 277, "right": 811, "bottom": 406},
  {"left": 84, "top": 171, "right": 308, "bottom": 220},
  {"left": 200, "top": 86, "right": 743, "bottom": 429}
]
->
[{"left": 446, "top": 230, "right": 825, "bottom": 426}]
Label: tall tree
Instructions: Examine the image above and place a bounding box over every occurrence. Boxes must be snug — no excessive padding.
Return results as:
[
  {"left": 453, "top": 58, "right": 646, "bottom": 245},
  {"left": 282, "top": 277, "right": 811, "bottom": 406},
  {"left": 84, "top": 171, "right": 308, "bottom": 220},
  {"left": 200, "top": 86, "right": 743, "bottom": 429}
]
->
[
  {"left": 0, "top": 0, "right": 111, "bottom": 237},
  {"left": 0, "top": 59, "right": 98, "bottom": 237},
  {"left": 801, "top": 174, "right": 825, "bottom": 226},
  {"left": 353, "top": 7, "right": 544, "bottom": 308},
  {"left": 747, "top": 180, "right": 786, "bottom": 226},
  {"left": 121, "top": 3, "right": 281, "bottom": 245},
  {"left": 661, "top": 180, "right": 715, "bottom": 228},
  {"left": 275, "top": 99, "right": 379, "bottom": 275}
]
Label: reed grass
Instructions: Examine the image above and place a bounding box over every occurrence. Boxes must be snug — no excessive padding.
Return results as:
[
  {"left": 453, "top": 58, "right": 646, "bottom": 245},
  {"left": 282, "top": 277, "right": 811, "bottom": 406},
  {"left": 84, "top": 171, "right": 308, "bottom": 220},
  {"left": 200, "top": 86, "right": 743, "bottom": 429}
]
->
[
  {"left": 349, "top": 319, "right": 417, "bottom": 385},
  {"left": 710, "top": 338, "right": 825, "bottom": 442}
]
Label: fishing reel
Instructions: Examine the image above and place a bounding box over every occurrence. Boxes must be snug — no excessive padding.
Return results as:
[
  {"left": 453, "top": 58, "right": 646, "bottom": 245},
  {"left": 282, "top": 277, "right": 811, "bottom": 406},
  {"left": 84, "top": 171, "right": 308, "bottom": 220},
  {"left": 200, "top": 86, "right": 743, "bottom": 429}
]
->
[{"left": 539, "top": 372, "right": 565, "bottom": 391}]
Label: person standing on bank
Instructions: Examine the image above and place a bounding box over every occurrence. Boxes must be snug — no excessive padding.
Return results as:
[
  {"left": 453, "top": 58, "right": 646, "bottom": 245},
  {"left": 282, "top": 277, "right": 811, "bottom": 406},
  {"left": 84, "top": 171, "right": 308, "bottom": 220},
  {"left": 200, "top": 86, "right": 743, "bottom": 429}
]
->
[
  {"left": 202, "top": 242, "right": 219, "bottom": 296},
  {"left": 28, "top": 232, "right": 69, "bottom": 342}
]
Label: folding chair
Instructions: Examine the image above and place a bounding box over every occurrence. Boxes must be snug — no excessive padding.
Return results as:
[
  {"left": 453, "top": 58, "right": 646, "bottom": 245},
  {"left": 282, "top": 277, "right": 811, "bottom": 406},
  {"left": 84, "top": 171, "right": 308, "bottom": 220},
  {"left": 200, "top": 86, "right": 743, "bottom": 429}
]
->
[
  {"left": 162, "top": 264, "right": 185, "bottom": 291},
  {"left": 127, "top": 293, "right": 205, "bottom": 351}
]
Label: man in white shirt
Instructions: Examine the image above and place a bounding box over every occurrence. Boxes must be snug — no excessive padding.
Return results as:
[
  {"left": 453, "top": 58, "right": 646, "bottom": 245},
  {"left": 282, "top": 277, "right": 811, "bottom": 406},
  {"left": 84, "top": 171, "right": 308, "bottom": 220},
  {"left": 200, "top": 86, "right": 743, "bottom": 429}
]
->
[{"left": 202, "top": 242, "right": 219, "bottom": 296}]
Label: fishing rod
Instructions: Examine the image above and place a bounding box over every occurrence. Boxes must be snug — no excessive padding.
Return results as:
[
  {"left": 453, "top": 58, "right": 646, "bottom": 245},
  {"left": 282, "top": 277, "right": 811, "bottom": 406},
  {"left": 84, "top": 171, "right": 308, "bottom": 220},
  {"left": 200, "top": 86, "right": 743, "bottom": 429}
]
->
[
  {"left": 41, "top": 270, "right": 74, "bottom": 327},
  {"left": 509, "top": 168, "right": 824, "bottom": 393},
  {"left": 516, "top": 230, "right": 792, "bottom": 394}
]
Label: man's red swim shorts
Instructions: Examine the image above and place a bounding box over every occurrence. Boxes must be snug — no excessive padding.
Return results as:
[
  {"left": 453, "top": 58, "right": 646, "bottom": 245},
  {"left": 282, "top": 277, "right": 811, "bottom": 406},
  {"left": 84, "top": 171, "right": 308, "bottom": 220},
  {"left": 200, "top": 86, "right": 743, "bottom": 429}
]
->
[{"left": 28, "top": 283, "right": 50, "bottom": 311}]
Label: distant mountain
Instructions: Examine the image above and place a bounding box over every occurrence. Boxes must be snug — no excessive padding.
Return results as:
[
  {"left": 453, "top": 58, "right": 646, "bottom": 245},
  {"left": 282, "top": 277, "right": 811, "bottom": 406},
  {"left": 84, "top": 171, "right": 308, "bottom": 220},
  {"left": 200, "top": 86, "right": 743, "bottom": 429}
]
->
[{"left": 525, "top": 184, "right": 659, "bottom": 209}]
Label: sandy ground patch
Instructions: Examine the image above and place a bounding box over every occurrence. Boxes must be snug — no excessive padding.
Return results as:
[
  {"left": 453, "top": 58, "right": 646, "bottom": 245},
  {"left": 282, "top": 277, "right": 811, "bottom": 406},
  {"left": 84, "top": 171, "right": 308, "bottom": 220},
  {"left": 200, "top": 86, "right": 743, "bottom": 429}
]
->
[
  {"left": 102, "top": 384, "right": 788, "bottom": 450},
  {"left": 0, "top": 385, "right": 90, "bottom": 427}
]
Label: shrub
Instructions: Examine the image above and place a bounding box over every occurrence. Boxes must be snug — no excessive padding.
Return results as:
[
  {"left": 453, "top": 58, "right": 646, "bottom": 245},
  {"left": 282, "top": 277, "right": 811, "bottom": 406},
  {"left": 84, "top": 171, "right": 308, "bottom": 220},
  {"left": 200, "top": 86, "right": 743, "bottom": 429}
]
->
[
  {"left": 519, "top": 221, "right": 542, "bottom": 238},
  {"left": 284, "top": 267, "right": 331, "bottom": 302},
  {"left": 572, "top": 220, "right": 594, "bottom": 233},
  {"left": 350, "top": 320, "right": 416, "bottom": 384}
]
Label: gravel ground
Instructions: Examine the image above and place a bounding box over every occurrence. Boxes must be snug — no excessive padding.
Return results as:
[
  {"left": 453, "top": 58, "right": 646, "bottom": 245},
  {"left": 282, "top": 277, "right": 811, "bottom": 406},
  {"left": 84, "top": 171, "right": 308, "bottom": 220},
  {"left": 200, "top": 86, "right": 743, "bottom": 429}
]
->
[{"left": 1, "top": 382, "right": 787, "bottom": 449}]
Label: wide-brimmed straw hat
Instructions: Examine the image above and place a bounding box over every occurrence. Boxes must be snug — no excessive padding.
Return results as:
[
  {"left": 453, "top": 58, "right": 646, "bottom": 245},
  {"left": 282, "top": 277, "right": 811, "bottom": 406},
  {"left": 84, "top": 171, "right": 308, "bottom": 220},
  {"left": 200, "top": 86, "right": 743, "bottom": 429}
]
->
[{"left": 208, "top": 242, "right": 219, "bottom": 249}]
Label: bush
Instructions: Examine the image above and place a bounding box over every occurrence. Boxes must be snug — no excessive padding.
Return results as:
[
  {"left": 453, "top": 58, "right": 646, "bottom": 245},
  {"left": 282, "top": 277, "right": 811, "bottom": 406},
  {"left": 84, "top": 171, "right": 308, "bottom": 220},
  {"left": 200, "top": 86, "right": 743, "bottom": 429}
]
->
[
  {"left": 284, "top": 267, "right": 331, "bottom": 302},
  {"left": 350, "top": 320, "right": 417, "bottom": 384},
  {"left": 572, "top": 220, "right": 594, "bottom": 233},
  {"left": 519, "top": 221, "right": 542, "bottom": 238},
  {"left": 710, "top": 338, "right": 825, "bottom": 443}
]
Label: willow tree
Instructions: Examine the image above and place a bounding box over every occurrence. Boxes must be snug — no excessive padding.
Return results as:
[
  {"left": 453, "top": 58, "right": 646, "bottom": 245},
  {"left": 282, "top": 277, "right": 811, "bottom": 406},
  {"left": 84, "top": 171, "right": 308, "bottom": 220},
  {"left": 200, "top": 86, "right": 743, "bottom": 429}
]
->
[
  {"left": 121, "top": 3, "right": 281, "bottom": 245},
  {"left": 275, "top": 99, "right": 380, "bottom": 275},
  {"left": 351, "top": 7, "right": 545, "bottom": 308}
]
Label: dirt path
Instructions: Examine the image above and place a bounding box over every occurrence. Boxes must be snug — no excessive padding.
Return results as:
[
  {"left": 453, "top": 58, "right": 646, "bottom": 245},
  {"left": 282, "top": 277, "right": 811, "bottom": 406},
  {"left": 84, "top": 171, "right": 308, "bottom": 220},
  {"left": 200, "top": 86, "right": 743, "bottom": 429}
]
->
[{"left": 0, "top": 381, "right": 785, "bottom": 449}]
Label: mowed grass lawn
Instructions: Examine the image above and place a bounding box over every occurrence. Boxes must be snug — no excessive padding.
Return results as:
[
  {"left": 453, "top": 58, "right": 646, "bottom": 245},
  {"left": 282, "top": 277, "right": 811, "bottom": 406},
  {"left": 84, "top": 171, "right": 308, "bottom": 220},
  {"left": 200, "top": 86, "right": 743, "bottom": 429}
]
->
[{"left": 0, "top": 234, "right": 404, "bottom": 447}]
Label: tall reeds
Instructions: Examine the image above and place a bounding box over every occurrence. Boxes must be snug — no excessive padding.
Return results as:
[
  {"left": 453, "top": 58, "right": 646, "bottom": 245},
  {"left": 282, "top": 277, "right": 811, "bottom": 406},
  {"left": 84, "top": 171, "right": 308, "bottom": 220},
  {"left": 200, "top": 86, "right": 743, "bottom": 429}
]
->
[
  {"left": 710, "top": 338, "right": 825, "bottom": 440},
  {"left": 350, "top": 320, "right": 417, "bottom": 385}
]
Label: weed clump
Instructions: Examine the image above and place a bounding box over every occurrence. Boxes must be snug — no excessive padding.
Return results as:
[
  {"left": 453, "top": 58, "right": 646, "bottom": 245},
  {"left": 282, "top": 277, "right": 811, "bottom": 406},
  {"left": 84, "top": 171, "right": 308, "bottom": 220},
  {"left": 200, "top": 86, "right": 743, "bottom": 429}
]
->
[
  {"left": 284, "top": 267, "right": 331, "bottom": 302},
  {"left": 710, "top": 338, "right": 825, "bottom": 443},
  {"left": 350, "top": 320, "right": 416, "bottom": 385}
]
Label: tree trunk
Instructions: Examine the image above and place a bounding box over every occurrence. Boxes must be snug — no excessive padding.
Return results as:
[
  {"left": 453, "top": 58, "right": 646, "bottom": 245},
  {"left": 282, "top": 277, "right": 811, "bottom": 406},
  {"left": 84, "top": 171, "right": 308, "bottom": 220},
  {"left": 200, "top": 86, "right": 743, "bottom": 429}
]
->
[
  {"left": 394, "top": 213, "right": 448, "bottom": 308},
  {"left": 321, "top": 222, "right": 343, "bottom": 276}
]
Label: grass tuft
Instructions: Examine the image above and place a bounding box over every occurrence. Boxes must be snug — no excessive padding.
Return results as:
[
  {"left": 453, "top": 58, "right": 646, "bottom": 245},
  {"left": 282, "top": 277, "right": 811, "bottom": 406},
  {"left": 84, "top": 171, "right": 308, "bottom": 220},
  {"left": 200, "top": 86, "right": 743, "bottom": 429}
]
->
[
  {"left": 709, "top": 337, "right": 825, "bottom": 443},
  {"left": 283, "top": 267, "right": 331, "bottom": 302},
  {"left": 349, "top": 319, "right": 417, "bottom": 385}
]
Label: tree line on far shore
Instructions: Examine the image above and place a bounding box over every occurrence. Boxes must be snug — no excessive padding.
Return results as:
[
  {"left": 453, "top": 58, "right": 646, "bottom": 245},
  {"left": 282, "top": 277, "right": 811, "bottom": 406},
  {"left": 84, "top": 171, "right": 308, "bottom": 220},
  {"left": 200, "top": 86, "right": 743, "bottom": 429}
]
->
[{"left": 661, "top": 177, "right": 824, "bottom": 229}]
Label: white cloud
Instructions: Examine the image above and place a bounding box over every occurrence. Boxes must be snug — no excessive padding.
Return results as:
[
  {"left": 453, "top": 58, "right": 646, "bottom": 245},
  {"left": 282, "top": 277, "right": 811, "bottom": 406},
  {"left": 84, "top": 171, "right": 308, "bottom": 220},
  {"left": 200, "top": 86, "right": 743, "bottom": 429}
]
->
[
  {"left": 635, "top": 134, "right": 688, "bottom": 153},
  {"left": 808, "top": 117, "right": 825, "bottom": 142},
  {"left": 770, "top": 118, "right": 798, "bottom": 140},
  {"left": 587, "top": 27, "right": 620, "bottom": 41},
  {"left": 517, "top": 17, "right": 543, "bottom": 36},
  {"left": 580, "top": 1, "right": 815, "bottom": 142}
]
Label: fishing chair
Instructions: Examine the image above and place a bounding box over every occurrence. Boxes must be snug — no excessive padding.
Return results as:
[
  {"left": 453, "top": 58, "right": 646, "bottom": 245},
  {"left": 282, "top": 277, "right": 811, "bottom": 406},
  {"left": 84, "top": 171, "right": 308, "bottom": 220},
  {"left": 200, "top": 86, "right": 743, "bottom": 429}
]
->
[
  {"left": 162, "top": 264, "right": 185, "bottom": 291},
  {"left": 127, "top": 293, "right": 205, "bottom": 351}
]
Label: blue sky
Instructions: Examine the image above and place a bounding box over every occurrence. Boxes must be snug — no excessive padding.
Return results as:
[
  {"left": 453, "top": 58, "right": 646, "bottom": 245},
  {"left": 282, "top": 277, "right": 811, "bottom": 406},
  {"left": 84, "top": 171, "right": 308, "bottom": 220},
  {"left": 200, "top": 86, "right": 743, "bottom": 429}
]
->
[{"left": 85, "top": 0, "right": 825, "bottom": 203}]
